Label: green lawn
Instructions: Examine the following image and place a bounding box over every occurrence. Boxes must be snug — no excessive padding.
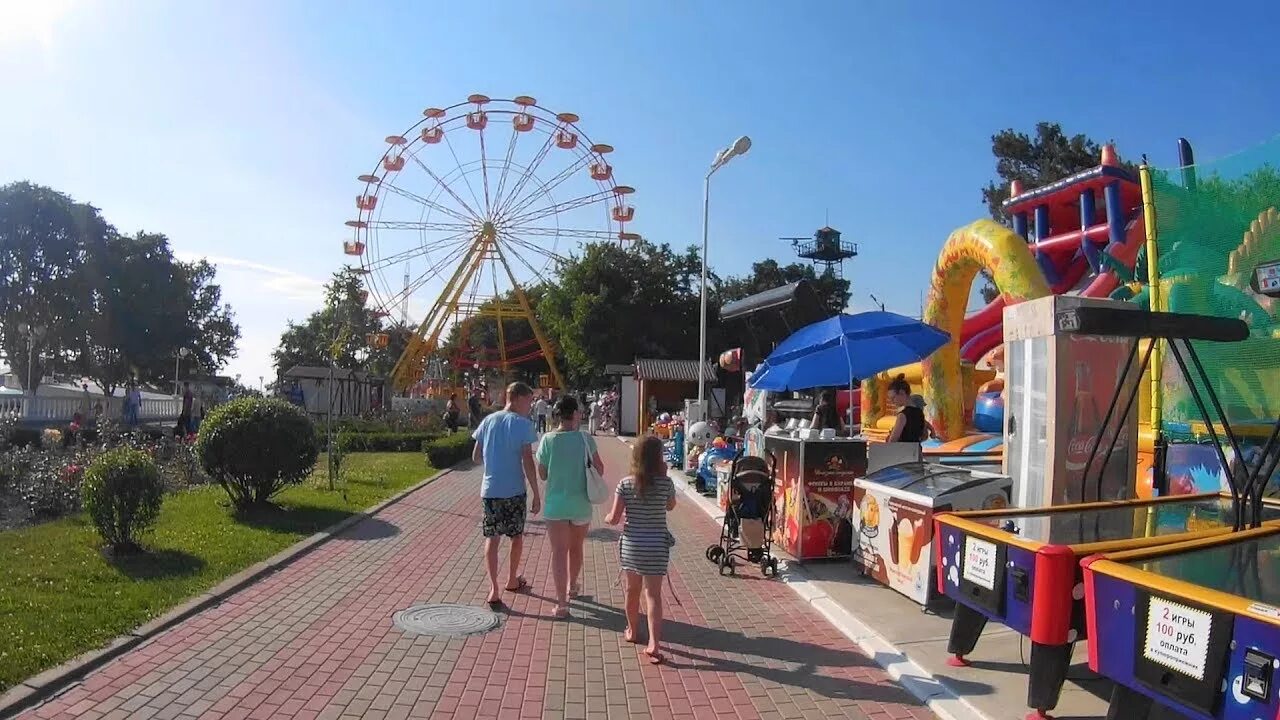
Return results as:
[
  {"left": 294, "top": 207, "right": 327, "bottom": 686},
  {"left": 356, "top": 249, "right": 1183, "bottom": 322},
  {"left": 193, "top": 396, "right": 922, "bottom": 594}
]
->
[{"left": 0, "top": 452, "right": 435, "bottom": 692}]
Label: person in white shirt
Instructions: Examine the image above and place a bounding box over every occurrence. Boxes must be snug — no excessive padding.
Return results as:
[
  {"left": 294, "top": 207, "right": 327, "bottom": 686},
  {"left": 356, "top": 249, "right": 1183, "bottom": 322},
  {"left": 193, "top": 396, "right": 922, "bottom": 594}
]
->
[{"left": 532, "top": 395, "right": 550, "bottom": 434}]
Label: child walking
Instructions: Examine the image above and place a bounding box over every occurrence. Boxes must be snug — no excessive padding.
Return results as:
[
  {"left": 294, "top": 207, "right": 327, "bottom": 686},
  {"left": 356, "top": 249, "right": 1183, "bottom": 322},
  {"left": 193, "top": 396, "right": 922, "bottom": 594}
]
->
[{"left": 605, "top": 435, "right": 676, "bottom": 664}]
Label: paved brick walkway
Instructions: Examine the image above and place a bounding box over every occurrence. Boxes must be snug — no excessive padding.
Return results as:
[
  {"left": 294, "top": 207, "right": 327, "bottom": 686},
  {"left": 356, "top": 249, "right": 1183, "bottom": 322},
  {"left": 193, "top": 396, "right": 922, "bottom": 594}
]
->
[{"left": 19, "top": 438, "right": 935, "bottom": 720}]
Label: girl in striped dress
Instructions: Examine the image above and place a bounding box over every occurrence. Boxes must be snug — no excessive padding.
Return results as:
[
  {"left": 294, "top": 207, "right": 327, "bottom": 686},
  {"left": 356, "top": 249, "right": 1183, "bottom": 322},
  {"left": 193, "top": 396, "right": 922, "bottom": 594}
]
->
[{"left": 605, "top": 435, "right": 676, "bottom": 663}]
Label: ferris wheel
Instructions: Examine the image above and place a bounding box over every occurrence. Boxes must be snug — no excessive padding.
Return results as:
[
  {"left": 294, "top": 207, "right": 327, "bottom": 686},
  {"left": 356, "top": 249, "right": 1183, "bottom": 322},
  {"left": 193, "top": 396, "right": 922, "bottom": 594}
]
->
[{"left": 343, "top": 94, "right": 640, "bottom": 392}]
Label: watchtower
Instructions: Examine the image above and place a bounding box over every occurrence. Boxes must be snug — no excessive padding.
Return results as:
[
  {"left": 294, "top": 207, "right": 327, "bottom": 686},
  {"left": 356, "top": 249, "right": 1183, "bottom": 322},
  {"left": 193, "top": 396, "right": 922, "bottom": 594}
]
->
[{"left": 787, "top": 226, "right": 858, "bottom": 279}]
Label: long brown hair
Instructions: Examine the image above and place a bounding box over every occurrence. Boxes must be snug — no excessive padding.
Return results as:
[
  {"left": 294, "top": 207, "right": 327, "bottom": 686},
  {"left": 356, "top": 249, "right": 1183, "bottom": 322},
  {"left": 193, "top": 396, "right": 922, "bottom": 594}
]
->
[{"left": 630, "top": 435, "right": 666, "bottom": 498}]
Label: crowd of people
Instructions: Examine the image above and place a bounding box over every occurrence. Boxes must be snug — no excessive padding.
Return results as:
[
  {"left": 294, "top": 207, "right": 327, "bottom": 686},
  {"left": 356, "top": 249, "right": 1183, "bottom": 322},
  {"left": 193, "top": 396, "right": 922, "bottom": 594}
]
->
[{"left": 471, "top": 382, "right": 674, "bottom": 664}]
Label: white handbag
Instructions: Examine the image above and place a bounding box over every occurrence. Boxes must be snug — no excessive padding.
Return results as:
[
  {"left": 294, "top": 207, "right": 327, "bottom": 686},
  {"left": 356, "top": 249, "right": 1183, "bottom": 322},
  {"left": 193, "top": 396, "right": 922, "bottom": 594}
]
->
[{"left": 583, "top": 432, "right": 609, "bottom": 504}]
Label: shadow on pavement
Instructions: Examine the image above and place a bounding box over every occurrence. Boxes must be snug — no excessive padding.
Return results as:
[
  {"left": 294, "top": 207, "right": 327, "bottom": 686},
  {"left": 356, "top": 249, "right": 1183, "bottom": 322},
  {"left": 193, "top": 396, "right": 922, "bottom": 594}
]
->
[
  {"left": 232, "top": 505, "right": 399, "bottom": 541},
  {"left": 569, "top": 597, "right": 944, "bottom": 704},
  {"left": 340, "top": 517, "right": 400, "bottom": 541},
  {"left": 107, "top": 548, "right": 206, "bottom": 580},
  {"left": 586, "top": 527, "right": 619, "bottom": 543}
]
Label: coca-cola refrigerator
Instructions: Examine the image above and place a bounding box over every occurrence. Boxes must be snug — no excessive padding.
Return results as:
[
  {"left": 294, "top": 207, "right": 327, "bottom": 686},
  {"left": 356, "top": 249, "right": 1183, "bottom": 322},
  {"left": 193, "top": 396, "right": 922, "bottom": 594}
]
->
[{"left": 1003, "top": 296, "right": 1140, "bottom": 509}]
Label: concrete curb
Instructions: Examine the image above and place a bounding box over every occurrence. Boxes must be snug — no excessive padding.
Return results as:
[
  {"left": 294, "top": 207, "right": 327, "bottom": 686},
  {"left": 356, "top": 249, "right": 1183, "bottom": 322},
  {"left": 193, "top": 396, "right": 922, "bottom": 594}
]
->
[
  {"left": 614, "top": 436, "right": 989, "bottom": 720},
  {"left": 0, "top": 466, "right": 455, "bottom": 720}
]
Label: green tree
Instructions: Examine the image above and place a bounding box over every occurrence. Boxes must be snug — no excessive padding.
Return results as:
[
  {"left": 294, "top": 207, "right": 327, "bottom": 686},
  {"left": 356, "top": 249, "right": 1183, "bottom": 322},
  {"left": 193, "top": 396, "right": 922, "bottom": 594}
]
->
[
  {"left": 976, "top": 123, "right": 1137, "bottom": 302},
  {"left": 79, "top": 232, "right": 240, "bottom": 394},
  {"left": 717, "top": 259, "right": 851, "bottom": 316},
  {"left": 0, "top": 182, "right": 240, "bottom": 394},
  {"left": 538, "top": 241, "right": 702, "bottom": 387},
  {"left": 273, "top": 269, "right": 396, "bottom": 376},
  {"left": 0, "top": 182, "right": 97, "bottom": 391}
]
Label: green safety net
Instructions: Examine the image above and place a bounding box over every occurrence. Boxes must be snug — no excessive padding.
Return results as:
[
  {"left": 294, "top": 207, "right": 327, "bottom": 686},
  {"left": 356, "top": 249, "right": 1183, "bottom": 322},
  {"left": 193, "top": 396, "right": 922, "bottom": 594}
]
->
[{"left": 1151, "top": 135, "right": 1280, "bottom": 437}]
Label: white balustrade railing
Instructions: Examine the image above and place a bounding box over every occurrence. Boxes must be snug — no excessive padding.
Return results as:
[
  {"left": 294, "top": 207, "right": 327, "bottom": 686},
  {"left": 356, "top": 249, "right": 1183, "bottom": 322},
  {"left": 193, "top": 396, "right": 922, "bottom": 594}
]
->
[{"left": 0, "top": 395, "right": 182, "bottom": 423}]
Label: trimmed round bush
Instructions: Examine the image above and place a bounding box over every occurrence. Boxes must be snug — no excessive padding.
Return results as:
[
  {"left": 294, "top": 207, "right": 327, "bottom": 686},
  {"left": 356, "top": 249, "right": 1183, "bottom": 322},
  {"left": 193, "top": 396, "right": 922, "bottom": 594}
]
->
[
  {"left": 195, "top": 397, "right": 319, "bottom": 509},
  {"left": 82, "top": 447, "right": 164, "bottom": 553},
  {"left": 423, "top": 433, "right": 475, "bottom": 469}
]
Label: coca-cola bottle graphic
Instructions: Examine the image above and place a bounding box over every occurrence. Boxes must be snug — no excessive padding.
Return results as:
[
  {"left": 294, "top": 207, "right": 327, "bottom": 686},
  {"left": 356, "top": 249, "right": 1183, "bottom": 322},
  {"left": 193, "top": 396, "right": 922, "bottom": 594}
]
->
[{"left": 1065, "top": 360, "right": 1103, "bottom": 473}]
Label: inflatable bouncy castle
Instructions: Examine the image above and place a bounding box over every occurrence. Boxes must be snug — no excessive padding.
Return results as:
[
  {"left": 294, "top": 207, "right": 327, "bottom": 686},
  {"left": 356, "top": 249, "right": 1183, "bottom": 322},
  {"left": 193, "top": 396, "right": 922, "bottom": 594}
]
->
[
  {"left": 903, "top": 136, "right": 1280, "bottom": 497},
  {"left": 863, "top": 145, "right": 1145, "bottom": 464}
]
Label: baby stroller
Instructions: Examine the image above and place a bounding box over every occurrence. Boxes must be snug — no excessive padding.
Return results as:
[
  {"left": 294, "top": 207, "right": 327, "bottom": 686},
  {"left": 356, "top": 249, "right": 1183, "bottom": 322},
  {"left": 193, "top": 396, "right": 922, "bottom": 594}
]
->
[{"left": 705, "top": 451, "right": 779, "bottom": 577}]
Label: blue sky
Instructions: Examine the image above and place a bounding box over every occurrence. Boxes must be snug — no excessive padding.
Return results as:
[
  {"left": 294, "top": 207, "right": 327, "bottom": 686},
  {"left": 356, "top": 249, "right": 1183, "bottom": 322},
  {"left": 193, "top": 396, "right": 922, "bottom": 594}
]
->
[{"left": 4, "top": 0, "right": 1280, "bottom": 385}]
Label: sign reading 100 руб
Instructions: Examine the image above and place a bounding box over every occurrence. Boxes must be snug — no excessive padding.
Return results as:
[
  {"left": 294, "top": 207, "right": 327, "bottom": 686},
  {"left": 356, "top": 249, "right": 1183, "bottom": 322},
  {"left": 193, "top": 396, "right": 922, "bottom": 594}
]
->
[{"left": 1143, "top": 596, "right": 1212, "bottom": 680}]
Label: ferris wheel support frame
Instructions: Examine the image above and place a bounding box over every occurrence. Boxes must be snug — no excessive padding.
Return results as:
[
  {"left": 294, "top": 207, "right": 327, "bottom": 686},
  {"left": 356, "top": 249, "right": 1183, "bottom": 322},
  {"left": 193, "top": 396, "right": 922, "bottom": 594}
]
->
[{"left": 389, "top": 228, "right": 566, "bottom": 392}]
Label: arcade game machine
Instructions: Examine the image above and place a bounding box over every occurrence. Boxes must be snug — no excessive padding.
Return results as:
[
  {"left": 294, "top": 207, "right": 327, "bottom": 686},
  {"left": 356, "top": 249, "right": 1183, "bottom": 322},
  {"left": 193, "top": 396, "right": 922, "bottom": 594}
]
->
[
  {"left": 1083, "top": 261, "right": 1280, "bottom": 720},
  {"left": 933, "top": 306, "right": 1280, "bottom": 719}
]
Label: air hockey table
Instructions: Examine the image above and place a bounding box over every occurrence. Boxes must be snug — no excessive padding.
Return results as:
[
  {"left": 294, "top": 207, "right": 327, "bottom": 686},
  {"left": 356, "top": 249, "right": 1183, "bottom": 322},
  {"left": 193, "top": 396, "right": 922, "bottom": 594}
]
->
[
  {"left": 934, "top": 493, "right": 1280, "bottom": 717},
  {"left": 1083, "top": 525, "right": 1280, "bottom": 720}
]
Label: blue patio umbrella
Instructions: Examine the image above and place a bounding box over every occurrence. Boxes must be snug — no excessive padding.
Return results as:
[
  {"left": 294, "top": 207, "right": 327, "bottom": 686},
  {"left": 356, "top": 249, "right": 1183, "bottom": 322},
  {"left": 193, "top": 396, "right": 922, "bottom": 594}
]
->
[{"left": 748, "top": 311, "right": 951, "bottom": 392}]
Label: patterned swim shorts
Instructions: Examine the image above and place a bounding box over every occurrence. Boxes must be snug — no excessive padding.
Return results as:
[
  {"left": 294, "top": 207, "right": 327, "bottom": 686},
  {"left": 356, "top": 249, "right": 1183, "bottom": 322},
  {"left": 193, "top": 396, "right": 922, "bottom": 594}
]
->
[{"left": 481, "top": 494, "right": 527, "bottom": 538}]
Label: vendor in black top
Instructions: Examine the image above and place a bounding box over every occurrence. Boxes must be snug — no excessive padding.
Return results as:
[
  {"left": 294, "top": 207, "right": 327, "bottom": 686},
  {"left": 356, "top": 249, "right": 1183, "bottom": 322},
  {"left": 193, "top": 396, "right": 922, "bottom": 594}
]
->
[
  {"left": 886, "top": 374, "right": 928, "bottom": 443},
  {"left": 811, "top": 389, "right": 845, "bottom": 435}
]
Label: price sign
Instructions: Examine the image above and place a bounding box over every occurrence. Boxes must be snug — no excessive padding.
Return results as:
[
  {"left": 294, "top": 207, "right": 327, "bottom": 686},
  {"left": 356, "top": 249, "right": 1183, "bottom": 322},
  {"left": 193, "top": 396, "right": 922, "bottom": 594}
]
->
[
  {"left": 1144, "top": 596, "right": 1212, "bottom": 680},
  {"left": 962, "top": 537, "right": 998, "bottom": 590}
]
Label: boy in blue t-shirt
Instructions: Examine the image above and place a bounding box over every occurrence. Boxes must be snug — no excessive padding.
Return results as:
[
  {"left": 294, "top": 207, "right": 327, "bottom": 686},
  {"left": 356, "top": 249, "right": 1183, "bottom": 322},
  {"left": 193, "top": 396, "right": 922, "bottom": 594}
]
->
[{"left": 472, "top": 382, "right": 541, "bottom": 607}]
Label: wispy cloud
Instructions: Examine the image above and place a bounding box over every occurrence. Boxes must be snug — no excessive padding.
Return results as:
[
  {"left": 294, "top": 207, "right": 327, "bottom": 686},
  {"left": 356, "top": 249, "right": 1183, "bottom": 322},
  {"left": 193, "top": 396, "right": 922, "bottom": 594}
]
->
[{"left": 176, "top": 252, "right": 325, "bottom": 304}]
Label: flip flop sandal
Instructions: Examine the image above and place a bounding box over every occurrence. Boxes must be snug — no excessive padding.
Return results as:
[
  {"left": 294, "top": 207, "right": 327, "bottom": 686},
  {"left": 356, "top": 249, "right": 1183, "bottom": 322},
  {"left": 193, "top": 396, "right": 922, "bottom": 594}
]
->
[
  {"left": 644, "top": 650, "right": 664, "bottom": 665},
  {"left": 505, "top": 577, "right": 529, "bottom": 593},
  {"left": 552, "top": 605, "right": 570, "bottom": 619}
]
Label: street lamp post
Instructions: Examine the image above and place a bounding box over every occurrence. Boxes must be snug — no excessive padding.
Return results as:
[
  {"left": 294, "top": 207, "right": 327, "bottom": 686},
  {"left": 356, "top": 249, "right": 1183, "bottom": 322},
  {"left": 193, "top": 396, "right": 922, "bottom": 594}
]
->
[
  {"left": 698, "top": 135, "right": 752, "bottom": 421},
  {"left": 16, "top": 322, "right": 47, "bottom": 395},
  {"left": 869, "top": 293, "right": 886, "bottom": 312},
  {"left": 174, "top": 348, "right": 191, "bottom": 396}
]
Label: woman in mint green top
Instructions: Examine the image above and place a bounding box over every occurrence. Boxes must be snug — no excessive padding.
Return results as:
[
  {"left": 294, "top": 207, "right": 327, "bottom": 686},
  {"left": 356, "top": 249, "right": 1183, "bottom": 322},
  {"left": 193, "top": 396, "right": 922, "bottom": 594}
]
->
[{"left": 536, "top": 396, "right": 604, "bottom": 618}]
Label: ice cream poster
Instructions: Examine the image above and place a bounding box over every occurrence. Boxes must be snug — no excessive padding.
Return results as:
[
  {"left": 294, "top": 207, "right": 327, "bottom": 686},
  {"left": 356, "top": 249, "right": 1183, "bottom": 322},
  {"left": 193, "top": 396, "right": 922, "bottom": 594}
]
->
[{"left": 850, "top": 487, "right": 934, "bottom": 605}]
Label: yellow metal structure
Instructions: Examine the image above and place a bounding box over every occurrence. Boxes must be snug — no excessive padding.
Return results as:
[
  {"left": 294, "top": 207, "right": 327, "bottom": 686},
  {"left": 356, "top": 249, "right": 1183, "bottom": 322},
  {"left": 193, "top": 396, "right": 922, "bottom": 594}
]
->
[
  {"left": 390, "top": 225, "right": 565, "bottom": 392},
  {"left": 1139, "top": 164, "right": 1163, "bottom": 435}
]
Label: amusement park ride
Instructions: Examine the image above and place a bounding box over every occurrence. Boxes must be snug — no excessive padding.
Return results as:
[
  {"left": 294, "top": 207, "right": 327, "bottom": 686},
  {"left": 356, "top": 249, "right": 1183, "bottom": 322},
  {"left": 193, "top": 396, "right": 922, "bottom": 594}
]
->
[{"left": 342, "top": 95, "right": 639, "bottom": 394}]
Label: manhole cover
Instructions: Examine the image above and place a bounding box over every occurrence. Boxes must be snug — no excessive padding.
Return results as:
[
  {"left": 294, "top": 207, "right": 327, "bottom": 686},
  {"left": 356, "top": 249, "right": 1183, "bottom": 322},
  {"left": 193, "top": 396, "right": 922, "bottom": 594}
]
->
[{"left": 393, "top": 604, "right": 501, "bottom": 637}]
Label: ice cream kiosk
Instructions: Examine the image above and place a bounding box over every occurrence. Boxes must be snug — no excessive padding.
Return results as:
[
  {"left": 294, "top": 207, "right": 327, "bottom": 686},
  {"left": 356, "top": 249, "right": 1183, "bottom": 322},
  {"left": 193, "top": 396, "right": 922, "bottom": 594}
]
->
[
  {"left": 763, "top": 432, "right": 868, "bottom": 561},
  {"left": 852, "top": 462, "right": 1012, "bottom": 606}
]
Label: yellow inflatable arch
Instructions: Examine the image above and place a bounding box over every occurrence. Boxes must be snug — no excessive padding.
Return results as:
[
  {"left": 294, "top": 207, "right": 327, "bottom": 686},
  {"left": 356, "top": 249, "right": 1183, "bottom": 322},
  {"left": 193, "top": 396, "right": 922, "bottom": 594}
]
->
[{"left": 921, "top": 219, "right": 1051, "bottom": 440}]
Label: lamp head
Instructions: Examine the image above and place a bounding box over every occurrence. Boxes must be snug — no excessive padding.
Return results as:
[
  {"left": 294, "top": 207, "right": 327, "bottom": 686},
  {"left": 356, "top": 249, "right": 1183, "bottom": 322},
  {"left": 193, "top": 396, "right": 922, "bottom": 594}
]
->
[
  {"left": 710, "top": 136, "right": 752, "bottom": 173},
  {"left": 179, "top": 347, "right": 191, "bottom": 358}
]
